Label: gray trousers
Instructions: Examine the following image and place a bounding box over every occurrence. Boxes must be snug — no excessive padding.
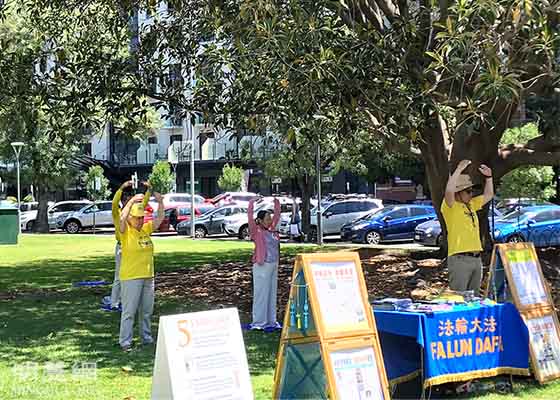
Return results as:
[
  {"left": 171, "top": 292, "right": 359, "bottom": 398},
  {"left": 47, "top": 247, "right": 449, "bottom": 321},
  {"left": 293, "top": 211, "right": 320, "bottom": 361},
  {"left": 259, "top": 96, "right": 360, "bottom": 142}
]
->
[
  {"left": 448, "top": 254, "right": 483, "bottom": 294},
  {"left": 119, "top": 278, "right": 154, "bottom": 347},
  {"left": 110, "top": 242, "right": 121, "bottom": 307},
  {"left": 252, "top": 261, "right": 278, "bottom": 328}
]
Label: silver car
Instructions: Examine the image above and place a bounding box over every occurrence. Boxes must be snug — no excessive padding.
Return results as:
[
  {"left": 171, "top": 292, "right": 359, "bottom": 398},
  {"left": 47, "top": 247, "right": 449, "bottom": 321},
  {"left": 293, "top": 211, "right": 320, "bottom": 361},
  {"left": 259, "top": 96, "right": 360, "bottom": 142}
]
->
[
  {"left": 59, "top": 201, "right": 114, "bottom": 234},
  {"left": 222, "top": 201, "right": 289, "bottom": 239},
  {"left": 310, "top": 198, "right": 383, "bottom": 238},
  {"left": 20, "top": 200, "right": 91, "bottom": 231}
]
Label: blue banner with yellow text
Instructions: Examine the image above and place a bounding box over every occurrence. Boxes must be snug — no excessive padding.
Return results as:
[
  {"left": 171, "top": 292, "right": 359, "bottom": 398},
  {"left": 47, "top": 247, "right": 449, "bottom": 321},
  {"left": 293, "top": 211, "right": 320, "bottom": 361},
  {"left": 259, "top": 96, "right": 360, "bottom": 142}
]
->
[
  {"left": 374, "top": 303, "right": 530, "bottom": 387},
  {"left": 421, "top": 303, "right": 529, "bottom": 386}
]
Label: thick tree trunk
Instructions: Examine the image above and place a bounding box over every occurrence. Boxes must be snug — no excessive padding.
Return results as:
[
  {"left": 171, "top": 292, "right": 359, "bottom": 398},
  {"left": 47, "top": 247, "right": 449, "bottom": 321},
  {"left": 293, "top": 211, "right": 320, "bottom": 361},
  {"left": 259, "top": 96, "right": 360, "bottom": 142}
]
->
[
  {"left": 418, "top": 116, "right": 451, "bottom": 255},
  {"left": 297, "top": 174, "right": 314, "bottom": 241},
  {"left": 35, "top": 184, "right": 50, "bottom": 233}
]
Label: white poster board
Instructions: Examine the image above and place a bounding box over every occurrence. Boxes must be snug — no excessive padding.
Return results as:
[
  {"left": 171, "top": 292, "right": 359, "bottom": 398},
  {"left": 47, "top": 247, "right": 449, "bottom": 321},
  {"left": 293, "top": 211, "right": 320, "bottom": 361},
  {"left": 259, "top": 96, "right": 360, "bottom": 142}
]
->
[
  {"left": 151, "top": 308, "right": 253, "bottom": 400},
  {"left": 526, "top": 314, "right": 560, "bottom": 381},
  {"left": 309, "top": 261, "right": 368, "bottom": 333},
  {"left": 329, "top": 346, "right": 385, "bottom": 400},
  {"left": 505, "top": 249, "right": 548, "bottom": 307}
]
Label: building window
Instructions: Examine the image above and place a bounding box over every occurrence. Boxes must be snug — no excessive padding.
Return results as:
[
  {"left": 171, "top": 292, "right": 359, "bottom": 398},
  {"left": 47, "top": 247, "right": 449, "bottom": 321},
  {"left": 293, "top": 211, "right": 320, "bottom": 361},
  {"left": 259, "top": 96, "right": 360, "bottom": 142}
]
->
[
  {"left": 83, "top": 143, "right": 92, "bottom": 156},
  {"left": 148, "top": 136, "right": 158, "bottom": 144},
  {"left": 170, "top": 135, "right": 182, "bottom": 147}
]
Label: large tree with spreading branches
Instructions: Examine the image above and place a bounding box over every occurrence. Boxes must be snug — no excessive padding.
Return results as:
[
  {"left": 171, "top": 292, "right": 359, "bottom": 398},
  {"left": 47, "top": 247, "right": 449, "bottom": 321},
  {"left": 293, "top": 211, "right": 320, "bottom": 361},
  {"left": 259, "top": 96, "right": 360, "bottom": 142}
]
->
[{"left": 12, "top": 0, "right": 560, "bottom": 246}]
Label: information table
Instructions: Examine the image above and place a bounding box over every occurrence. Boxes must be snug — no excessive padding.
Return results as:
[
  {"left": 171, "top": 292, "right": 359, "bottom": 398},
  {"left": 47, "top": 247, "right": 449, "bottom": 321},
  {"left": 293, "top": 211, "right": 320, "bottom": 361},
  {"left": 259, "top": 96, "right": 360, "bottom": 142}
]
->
[{"left": 373, "top": 302, "right": 530, "bottom": 388}]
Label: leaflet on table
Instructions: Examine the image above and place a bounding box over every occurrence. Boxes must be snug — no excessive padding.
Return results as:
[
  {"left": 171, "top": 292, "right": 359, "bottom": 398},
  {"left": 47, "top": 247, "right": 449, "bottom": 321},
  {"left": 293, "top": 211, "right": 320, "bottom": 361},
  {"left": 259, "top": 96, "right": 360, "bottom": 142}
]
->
[
  {"left": 310, "top": 261, "right": 368, "bottom": 332},
  {"left": 329, "top": 347, "right": 385, "bottom": 400},
  {"left": 527, "top": 315, "right": 560, "bottom": 379},
  {"left": 506, "top": 249, "right": 548, "bottom": 306}
]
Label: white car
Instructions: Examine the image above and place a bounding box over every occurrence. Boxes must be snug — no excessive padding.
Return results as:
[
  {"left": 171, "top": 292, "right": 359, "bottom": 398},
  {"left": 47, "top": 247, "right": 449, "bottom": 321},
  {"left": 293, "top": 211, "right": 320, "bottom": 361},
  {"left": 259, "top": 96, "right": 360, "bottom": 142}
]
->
[
  {"left": 310, "top": 198, "right": 383, "bottom": 238},
  {"left": 20, "top": 200, "right": 91, "bottom": 231},
  {"left": 210, "top": 192, "right": 259, "bottom": 208},
  {"left": 222, "top": 199, "right": 296, "bottom": 239},
  {"left": 163, "top": 193, "right": 206, "bottom": 206},
  {"left": 58, "top": 201, "right": 114, "bottom": 234}
]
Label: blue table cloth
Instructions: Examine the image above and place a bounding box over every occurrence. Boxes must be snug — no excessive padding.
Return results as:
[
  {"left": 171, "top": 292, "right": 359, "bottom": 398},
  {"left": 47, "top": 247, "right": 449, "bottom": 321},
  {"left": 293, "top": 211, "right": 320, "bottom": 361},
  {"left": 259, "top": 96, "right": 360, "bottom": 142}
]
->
[{"left": 374, "top": 302, "right": 530, "bottom": 387}]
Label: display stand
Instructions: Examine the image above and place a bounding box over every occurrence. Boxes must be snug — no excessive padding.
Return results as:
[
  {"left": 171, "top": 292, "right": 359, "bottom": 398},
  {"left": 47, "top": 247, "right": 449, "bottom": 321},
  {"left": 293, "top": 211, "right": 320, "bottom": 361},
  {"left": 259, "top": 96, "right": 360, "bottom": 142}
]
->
[
  {"left": 273, "top": 252, "right": 391, "bottom": 399},
  {"left": 485, "top": 243, "right": 560, "bottom": 383}
]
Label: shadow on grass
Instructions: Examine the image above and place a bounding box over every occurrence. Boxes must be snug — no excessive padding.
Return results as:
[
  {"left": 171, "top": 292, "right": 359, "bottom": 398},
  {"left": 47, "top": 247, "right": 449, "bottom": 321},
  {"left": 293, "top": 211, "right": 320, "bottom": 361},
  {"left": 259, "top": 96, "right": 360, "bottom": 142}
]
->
[
  {"left": 0, "top": 248, "right": 254, "bottom": 292},
  {"left": 0, "top": 289, "right": 278, "bottom": 379},
  {"left": 0, "top": 244, "right": 326, "bottom": 293},
  {"left": 0, "top": 243, "right": 333, "bottom": 384}
]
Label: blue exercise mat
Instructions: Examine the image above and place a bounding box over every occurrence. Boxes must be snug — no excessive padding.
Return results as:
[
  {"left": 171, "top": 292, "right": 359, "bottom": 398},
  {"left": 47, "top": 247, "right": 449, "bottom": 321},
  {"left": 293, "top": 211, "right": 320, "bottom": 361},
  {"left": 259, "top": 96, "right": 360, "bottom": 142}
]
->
[{"left": 72, "top": 280, "right": 109, "bottom": 287}]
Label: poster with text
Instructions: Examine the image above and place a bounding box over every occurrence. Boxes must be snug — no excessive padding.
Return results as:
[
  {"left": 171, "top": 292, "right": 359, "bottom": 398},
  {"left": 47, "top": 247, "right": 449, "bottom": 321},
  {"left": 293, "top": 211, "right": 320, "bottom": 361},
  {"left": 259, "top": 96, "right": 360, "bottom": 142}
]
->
[
  {"left": 151, "top": 308, "right": 253, "bottom": 400},
  {"left": 505, "top": 249, "right": 548, "bottom": 307},
  {"left": 329, "top": 347, "right": 385, "bottom": 400},
  {"left": 526, "top": 314, "right": 560, "bottom": 381},
  {"left": 309, "top": 261, "right": 369, "bottom": 333}
]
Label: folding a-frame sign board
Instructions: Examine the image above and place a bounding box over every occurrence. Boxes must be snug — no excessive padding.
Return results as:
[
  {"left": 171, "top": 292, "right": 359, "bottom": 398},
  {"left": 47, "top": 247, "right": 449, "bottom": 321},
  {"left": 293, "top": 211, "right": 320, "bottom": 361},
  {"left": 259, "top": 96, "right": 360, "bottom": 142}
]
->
[
  {"left": 273, "top": 252, "right": 391, "bottom": 399},
  {"left": 485, "top": 242, "right": 560, "bottom": 383}
]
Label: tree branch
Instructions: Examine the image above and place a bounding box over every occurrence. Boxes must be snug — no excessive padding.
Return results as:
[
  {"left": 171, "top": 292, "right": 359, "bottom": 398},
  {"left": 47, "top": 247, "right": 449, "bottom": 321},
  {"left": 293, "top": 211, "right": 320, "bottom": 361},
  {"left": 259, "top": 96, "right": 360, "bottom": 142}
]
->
[
  {"left": 372, "top": 0, "right": 399, "bottom": 21},
  {"left": 497, "top": 147, "right": 560, "bottom": 178}
]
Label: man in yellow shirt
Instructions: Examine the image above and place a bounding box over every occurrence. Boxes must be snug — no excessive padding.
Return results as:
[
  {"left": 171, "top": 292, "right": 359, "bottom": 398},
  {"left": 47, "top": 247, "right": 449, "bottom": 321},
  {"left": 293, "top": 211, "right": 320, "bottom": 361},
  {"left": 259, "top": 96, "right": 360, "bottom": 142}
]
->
[
  {"left": 118, "top": 192, "right": 164, "bottom": 352},
  {"left": 108, "top": 181, "right": 151, "bottom": 310},
  {"left": 442, "top": 160, "right": 493, "bottom": 294}
]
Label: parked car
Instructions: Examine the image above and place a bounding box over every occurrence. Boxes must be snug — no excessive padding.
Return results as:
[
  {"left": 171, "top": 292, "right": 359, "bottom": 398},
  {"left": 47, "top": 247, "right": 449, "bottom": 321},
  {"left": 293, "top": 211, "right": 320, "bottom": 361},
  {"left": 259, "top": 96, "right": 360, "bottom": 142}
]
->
[
  {"left": 60, "top": 201, "right": 114, "bottom": 234},
  {"left": 493, "top": 205, "right": 560, "bottom": 247},
  {"left": 222, "top": 198, "right": 299, "bottom": 239},
  {"left": 20, "top": 202, "right": 39, "bottom": 212},
  {"left": 495, "top": 198, "right": 554, "bottom": 215},
  {"left": 149, "top": 194, "right": 214, "bottom": 215},
  {"left": 310, "top": 199, "right": 383, "bottom": 238},
  {"left": 341, "top": 205, "right": 437, "bottom": 244},
  {"left": 163, "top": 193, "right": 206, "bottom": 205},
  {"left": 145, "top": 203, "right": 202, "bottom": 232},
  {"left": 20, "top": 200, "right": 91, "bottom": 231},
  {"left": 208, "top": 192, "right": 259, "bottom": 208},
  {"left": 414, "top": 207, "right": 504, "bottom": 247},
  {"left": 177, "top": 205, "right": 247, "bottom": 237}
]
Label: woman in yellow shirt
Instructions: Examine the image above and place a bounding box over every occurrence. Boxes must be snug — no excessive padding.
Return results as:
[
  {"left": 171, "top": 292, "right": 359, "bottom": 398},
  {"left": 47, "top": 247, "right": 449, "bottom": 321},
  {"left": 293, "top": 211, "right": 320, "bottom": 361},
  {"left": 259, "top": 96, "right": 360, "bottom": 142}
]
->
[{"left": 118, "top": 192, "right": 164, "bottom": 352}]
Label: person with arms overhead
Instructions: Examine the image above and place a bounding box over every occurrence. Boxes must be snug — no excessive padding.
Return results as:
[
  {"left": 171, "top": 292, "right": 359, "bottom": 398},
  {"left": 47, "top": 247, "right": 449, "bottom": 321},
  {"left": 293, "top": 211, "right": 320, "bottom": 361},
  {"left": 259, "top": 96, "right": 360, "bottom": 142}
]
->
[
  {"left": 442, "top": 160, "right": 493, "bottom": 294},
  {"left": 118, "top": 192, "right": 164, "bottom": 351},
  {"left": 108, "top": 181, "right": 151, "bottom": 311},
  {"left": 247, "top": 197, "right": 281, "bottom": 332}
]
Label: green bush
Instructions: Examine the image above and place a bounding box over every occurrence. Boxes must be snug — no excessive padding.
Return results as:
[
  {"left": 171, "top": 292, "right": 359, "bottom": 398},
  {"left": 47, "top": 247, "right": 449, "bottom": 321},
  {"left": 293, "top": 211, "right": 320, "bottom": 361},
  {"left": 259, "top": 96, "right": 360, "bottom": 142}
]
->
[
  {"left": 217, "top": 164, "right": 243, "bottom": 192},
  {"left": 149, "top": 160, "right": 174, "bottom": 194}
]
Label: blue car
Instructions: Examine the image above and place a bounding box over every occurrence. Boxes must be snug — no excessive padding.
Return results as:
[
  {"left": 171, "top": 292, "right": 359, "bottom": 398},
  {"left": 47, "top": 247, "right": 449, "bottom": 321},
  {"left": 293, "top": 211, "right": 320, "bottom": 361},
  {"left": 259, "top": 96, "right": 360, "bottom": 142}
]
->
[
  {"left": 415, "top": 207, "right": 504, "bottom": 247},
  {"left": 341, "top": 205, "right": 437, "bottom": 244},
  {"left": 493, "top": 205, "right": 560, "bottom": 247}
]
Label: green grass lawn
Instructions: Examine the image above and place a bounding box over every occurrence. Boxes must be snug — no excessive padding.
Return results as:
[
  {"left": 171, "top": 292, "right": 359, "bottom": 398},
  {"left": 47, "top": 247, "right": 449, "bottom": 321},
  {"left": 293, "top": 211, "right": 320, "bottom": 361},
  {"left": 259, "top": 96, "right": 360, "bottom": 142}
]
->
[{"left": 1, "top": 235, "right": 559, "bottom": 399}]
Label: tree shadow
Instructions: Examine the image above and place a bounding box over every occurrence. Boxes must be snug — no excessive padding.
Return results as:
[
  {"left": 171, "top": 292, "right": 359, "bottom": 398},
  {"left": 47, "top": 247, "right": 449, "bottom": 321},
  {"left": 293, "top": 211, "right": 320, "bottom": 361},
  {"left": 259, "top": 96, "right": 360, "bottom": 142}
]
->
[{"left": 0, "top": 289, "right": 279, "bottom": 379}]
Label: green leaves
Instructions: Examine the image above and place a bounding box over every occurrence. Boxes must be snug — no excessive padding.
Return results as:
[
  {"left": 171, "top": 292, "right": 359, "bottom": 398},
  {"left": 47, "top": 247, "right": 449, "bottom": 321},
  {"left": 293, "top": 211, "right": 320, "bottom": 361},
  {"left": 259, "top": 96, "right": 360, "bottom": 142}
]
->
[
  {"left": 149, "top": 161, "right": 174, "bottom": 194},
  {"left": 217, "top": 163, "right": 244, "bottom": 192},
  {"left": 83, "top": 165, "right": 110, "bottom": 201}
]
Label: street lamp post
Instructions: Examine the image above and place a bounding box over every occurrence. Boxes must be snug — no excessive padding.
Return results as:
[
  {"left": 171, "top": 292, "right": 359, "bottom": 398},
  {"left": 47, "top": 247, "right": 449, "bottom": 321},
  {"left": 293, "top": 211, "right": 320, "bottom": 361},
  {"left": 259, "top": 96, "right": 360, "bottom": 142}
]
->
[{"left": 11, "top": 142, "right": 25, "bottom": 233}]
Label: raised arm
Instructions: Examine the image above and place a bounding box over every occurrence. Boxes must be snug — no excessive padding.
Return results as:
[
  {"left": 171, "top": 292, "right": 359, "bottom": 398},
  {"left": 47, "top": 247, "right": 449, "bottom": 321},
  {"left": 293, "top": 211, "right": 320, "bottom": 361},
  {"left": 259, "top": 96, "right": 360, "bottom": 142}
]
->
[
  {"left": 152, "top": 193, "right": 165, "bottom": 231},
  {"left": 479, "top": 165, "right": 494, "bottom": 205},
  {"left": 141, "top": 181, "right": 152, "bottom": 208},
  {"left": 112, "top": 180, "right": 132, "bottom": 222},
  {"left": 271, "top": 198, "right": 281, "bottom": 228},
  {"left": 445, "top": 160, "right": 472, "bottom": 207},
  {"left": 119, "top": 194, "right": 144, "bottom": 234},
  {"left": 248, "top": 198, "right": 257, "bottom": 233}
]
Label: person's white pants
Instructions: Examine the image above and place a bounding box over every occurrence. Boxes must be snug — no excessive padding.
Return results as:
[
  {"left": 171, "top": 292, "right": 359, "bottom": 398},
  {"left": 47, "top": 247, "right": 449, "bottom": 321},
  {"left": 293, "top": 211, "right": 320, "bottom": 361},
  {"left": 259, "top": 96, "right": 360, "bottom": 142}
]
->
[
  {"left": 119, "top": 278, "right": 154, "bottom": 347},
  {"left": 252, "top": 262, "right": 278, "bottom": 328},
  {"left": 110, "top": 242, "right": 121, "bottom": 308}
]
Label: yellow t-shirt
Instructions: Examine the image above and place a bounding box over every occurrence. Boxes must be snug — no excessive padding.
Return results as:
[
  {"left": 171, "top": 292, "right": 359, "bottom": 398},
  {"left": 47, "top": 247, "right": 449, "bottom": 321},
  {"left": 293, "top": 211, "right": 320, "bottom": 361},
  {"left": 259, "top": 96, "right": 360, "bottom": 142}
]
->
[
  {"left": 112, "top": 189, "right": 151, "bottom": 243},
  {"left": 120, "top": 221, "right": 154, "bottom": 281},
  {"left": 441, "top": 196, "right": 484, "bottom": 257}
]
